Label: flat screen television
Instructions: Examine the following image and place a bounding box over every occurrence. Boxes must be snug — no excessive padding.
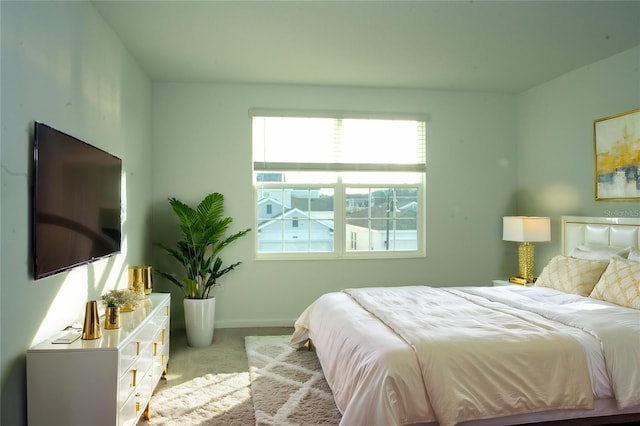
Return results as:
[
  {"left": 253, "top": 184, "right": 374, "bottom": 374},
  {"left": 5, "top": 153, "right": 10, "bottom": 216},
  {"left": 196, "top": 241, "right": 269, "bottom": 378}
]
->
[{"left": 33, "top": 122, "right": 122, "bottom": 279}]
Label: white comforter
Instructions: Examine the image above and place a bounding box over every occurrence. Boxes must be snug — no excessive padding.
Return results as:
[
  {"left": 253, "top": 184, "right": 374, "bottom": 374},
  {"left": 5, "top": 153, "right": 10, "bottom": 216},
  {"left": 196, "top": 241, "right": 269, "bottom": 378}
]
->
[{"left": 291, "top": 285, "right": 640, "bottom": 426}]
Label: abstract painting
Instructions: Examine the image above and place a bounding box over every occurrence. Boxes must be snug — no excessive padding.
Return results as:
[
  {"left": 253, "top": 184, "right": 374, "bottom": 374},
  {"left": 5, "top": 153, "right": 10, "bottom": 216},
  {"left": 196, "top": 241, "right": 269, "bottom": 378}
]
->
[{"left": 594, "top": 109, "right": 640, "bottom": 200}]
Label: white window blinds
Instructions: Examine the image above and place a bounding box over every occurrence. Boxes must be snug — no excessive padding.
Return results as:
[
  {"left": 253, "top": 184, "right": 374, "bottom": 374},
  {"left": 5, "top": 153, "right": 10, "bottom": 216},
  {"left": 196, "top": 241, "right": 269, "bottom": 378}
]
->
[{"left": 252, "top": 114, "right": 426, "bottom": 173}]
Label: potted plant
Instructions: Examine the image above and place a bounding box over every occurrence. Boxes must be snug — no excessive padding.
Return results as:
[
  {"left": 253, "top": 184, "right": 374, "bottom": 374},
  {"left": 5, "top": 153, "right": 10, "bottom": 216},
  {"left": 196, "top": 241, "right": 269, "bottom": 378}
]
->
[
  {"left": 155, "top": 192, "right": 251, "bottom": 347},
  {"left": 101, "top": 289, "right": 141, "bottom": 329}
]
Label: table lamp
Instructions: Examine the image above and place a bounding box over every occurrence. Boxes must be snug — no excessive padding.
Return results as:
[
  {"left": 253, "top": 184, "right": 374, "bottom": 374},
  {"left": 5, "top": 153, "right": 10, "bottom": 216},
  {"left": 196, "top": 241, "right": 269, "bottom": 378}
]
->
[{"left": 503, "top": 216, "right": 551, "bottom": 284}]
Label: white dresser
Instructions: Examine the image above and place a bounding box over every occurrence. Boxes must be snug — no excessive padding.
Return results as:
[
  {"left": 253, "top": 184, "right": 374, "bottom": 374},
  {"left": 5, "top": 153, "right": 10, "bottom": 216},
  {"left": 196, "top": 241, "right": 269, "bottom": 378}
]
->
[{"left": 27, "top": 293, "right": 170, "bottom": 426}]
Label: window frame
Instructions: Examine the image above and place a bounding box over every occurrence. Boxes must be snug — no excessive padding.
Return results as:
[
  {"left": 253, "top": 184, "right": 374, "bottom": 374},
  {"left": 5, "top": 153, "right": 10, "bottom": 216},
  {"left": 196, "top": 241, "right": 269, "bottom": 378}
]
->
[{"left": 252, "top": 110, "right": 426, "bottom": 261}]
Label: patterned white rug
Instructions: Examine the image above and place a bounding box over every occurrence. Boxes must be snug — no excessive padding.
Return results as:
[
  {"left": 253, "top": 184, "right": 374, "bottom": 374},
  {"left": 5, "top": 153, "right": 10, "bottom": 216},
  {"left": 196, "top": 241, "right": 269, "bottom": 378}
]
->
[
  {"left": 139, "top": 335, "right": 341, "bottom": 425},
  {"left": 245, "top": 335, "right": 342, "bottom": 426}
]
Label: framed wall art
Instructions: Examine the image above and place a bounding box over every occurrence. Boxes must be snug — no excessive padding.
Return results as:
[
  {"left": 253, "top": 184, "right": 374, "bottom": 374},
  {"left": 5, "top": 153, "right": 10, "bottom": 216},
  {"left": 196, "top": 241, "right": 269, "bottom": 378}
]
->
[{"left": 594, "top": 108, "right": 640, "bottom": 200}]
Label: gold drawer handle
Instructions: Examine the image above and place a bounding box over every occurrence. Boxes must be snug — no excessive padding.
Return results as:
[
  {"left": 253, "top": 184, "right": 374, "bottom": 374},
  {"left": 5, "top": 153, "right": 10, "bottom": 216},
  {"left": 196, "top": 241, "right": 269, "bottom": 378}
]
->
[
  {"left": 135, "top": 393, "right": 141, "bottom": 413},
  {"left": 161, "top": 328, "right": 166, "bottom": 345},
  {"left": 136, "top": 341, "right": 140, "bottom": 356},
  {"left": 153, "top": 342, "right": 158, "bottom": 356},
  {"left": 130, "top": 369, "right": 137, "bottom": 387}
]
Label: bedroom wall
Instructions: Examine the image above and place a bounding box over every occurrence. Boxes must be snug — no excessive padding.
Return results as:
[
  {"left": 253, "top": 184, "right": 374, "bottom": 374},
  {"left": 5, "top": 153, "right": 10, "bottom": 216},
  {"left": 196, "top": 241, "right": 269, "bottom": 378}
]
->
[
  {"left": 151, "top": 83, "right": 518, "bottom": 329},
  {"left": 516, "top": 46, "right": 640, "bottom": 269},
  {"left": 0, "top": 2, "right": 152, "bottom": 425}
]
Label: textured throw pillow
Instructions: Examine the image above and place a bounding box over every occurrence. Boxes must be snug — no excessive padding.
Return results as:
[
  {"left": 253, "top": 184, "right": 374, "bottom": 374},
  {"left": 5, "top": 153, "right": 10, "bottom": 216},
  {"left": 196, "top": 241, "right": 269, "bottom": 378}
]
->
[
  {"left": 569, "top": 244, "right": 631, "bottom": 261},
  {"left": 535, "top": 255, "right": 609, "bottom": 296},
  {"left": 590, "top": 257, "right": 640, "bottom": 309}
]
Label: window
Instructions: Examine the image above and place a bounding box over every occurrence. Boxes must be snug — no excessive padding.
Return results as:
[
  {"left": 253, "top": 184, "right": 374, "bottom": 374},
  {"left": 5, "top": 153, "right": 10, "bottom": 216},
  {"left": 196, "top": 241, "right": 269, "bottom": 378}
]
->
[{"left": 252, "top": 111, "right": 426, "bottom": 259}]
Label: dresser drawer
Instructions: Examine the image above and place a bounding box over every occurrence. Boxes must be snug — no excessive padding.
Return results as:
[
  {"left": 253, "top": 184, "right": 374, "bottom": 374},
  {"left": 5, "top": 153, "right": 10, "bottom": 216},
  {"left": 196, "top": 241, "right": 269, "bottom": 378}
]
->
[
  {"left": 118, "top": 372, "right": 154, "bottom": 426},
  {"left": 119, "top": 343, "right": 153, "bottom": 410},
  {"left": 151, "top": 321, "right": 168, "bottom": 379},
  {"left": 119, "top": 338, "right": 141, "bottom": 373},
  {"left": 119, "top": 322, "right": 157, "bottom": 373}
]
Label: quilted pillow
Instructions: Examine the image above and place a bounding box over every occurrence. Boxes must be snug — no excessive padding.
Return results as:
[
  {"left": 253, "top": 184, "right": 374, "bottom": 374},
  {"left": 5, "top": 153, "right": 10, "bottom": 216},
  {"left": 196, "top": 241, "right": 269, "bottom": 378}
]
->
[
  {"left": 535, "top": 255, "right": 609, "bottom": 296},
  {"left": 590, "top": 257, "right": 640, "bottom": 309}
]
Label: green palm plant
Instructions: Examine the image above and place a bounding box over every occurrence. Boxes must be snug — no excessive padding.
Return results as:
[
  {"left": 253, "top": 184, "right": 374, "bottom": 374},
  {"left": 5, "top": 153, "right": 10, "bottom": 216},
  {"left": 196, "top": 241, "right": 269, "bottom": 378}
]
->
[{"left": 154, "top": 192, "right": 251, "bottom": 299}]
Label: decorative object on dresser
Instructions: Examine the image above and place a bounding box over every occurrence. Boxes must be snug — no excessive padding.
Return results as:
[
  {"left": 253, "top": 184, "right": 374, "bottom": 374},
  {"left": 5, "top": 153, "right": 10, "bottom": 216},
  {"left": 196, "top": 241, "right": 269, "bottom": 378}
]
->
[
  {"left": 81, "top": 300, "right": 101, "bottom": 340},
  {"left": 154, "top": 192, "right": 251, "bottom": 347},
  {"left": 101, "top": 288, "right": 142, "bottom": 328},
  {"left": 27, "top": 293, "right": 170, "bottom": 426},
  {"left": 502, "top": 216, "right": 551, "bottom": 284},
  {"left": 593, "top": 108, "right": 640, "bottom": 201},
  {"left": 129, "top": 265, "right": 153, "bottom": 295}
]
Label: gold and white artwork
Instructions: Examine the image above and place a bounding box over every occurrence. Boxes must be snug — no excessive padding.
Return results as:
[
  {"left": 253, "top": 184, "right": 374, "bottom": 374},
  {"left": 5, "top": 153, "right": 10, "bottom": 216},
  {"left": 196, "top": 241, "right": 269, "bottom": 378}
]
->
[{"left": 594, "top": 109, "right": 640, "bottom": 200}]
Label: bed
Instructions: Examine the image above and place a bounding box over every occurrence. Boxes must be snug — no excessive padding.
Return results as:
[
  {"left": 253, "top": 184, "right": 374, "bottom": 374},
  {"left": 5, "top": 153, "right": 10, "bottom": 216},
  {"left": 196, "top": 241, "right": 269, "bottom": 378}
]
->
[{"left": 290, "top": 216, "right": 640, "bottom": 426}]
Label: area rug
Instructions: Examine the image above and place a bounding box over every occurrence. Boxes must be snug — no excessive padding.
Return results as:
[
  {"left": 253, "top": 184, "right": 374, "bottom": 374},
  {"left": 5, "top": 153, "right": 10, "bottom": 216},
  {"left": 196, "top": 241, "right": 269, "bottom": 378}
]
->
[
  {"left": 140, "top": 371, "right": 254, "bottom": 425},
  {"left": 245, "top": 335, "right": 342, "bottom": 426},
  {"left": 139, "top": 335, "right": 341, "bottom": 426}
]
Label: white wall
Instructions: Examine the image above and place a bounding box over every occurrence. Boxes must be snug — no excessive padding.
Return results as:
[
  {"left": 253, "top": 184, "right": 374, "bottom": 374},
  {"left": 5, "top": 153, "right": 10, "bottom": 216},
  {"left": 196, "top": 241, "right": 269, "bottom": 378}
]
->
[
  {"left": 151, "top": 83, "right": 517, "bottom": 328},
  {"left": 0, "top": 2, "right": 152, "bottom": 425},
  {"left": 517, "top": 46, "right": 640, "bottom": 268}
]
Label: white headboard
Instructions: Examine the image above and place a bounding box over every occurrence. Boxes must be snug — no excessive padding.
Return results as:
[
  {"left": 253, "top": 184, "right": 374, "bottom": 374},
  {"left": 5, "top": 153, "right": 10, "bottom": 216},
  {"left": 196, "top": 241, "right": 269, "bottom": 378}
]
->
[{"left": 562, "top": 216, "right": 640, "bottom": 255}]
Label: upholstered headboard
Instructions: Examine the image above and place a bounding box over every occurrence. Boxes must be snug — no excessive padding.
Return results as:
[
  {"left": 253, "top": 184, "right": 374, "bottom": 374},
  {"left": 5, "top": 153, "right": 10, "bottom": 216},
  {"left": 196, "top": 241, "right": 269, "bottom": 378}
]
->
[{"left": 562, "top": 215, "right": 640, "bottom": 255}]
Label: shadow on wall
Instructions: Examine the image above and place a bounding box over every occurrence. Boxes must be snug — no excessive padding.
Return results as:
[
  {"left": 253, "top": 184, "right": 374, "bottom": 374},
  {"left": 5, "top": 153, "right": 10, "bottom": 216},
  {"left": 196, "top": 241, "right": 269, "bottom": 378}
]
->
[{"left": 149, "top": 198, "right": 189, "bottom": 329}]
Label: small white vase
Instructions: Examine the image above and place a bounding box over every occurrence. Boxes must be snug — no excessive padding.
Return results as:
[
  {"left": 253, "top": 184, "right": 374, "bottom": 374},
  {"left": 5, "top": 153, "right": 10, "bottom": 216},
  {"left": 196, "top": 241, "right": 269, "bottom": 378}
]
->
[{"left": 183, "top": 297, "right": 216, "bottom": 347}]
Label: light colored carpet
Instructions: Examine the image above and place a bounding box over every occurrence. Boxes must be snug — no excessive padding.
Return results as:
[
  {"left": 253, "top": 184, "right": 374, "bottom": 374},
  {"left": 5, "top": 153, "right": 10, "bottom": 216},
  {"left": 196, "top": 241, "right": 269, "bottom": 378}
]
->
[
  {"left": 138, "top": 330, "right": 341, "bottom": 425},
  {"left": 246, "top": 335, "right": 342, "bottom": 426},
  {"left": 141, "top": 371, "right": 254, "bottom": 425}
]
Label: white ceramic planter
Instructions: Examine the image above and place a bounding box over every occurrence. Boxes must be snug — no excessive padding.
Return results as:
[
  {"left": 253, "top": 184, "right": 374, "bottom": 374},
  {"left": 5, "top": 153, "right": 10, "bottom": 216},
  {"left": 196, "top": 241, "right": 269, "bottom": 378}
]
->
[{"left": 183, "top": 297, "right": 216, "bottom": 347}]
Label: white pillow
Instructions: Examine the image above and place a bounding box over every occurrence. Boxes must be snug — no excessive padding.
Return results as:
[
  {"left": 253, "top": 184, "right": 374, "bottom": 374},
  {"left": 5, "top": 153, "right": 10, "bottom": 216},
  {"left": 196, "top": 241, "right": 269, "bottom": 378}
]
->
[
  {"left": 628, "top": 248, "right": 640, "bottom": 262},
  {"left": 590, "top": 257, "right": 640, "bottom": 309},
  {"left": 535, "top": 255, "right": 609, "bottom": 296},
  {"left": 569, "top": 244, "right": 631, "bottom": 261}
]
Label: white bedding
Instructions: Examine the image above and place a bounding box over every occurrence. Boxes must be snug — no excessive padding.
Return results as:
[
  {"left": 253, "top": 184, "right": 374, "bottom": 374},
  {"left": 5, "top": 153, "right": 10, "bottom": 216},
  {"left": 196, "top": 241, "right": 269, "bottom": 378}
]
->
[{"left": 291, "top": 285, "right": 640, "bottom": 426}]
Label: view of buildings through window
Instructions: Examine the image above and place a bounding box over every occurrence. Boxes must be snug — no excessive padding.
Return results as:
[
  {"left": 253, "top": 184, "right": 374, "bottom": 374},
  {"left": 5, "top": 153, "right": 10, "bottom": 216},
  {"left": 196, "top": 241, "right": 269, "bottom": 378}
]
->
[
  {"left": 256, "top": 183, "right": 419, "bottom": 253},
  {"left": 252, "top": 114, "right": 426, "bottom": 257}
]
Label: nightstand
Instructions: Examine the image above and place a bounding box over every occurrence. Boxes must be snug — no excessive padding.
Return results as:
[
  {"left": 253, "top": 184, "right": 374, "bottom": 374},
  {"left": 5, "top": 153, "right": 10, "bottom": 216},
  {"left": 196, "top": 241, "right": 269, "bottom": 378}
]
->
[{"left": 492, "top": 279, "right": 514, "bottom": 287}]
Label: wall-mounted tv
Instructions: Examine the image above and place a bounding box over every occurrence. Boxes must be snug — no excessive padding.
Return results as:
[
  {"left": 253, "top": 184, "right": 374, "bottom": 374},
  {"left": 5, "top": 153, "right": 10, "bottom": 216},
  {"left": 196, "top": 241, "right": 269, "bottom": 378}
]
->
[{"left": 33, "top": 122, "right": 122, "bottom": 279}]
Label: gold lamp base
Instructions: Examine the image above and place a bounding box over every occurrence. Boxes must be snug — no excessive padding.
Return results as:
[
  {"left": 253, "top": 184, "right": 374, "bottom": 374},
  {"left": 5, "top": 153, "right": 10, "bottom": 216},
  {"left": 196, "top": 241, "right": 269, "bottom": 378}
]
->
[
  {"left": 511, "top": 242, "right": 537, "bottom": 284},
  {"left": 509, "top": 276, "right": 536, "bottom": 285}
]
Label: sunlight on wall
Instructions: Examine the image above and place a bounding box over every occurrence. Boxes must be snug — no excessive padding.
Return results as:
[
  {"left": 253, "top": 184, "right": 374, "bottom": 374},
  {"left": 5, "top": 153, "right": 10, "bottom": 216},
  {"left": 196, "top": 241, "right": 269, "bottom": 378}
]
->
[
  {"left": 31, "top": 269, "right": 88, "bottom": 346},
  {"left": 121, "top": 170, "right": 128, "bottom": 224},
  {"left": 30, "top": 253, "right": 128, "bottom": 346},
  {"left": 81, "top": 64, "right": 121, "bottom": 119},
  {"left": 539, "top": 184, "right": 581, "bottom": 213}
]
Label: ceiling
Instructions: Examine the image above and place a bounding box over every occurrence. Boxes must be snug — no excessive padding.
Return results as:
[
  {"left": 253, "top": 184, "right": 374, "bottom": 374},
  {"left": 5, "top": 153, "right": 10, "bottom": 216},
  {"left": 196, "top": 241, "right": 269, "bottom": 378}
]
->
[{"left": 93, "top": 0, "right": 640, "bottom": 94}]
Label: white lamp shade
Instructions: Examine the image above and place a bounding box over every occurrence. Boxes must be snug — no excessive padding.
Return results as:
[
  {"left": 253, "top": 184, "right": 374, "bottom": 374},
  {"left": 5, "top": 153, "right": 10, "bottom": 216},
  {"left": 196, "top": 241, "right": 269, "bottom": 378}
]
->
[{"left": 503, "top": 216, "right": 551, "bottom": 242}]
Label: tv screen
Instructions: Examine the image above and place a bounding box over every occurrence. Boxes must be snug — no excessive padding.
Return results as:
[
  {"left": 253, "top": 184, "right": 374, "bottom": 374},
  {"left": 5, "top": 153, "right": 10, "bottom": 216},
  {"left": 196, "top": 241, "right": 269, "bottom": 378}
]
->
[{"left": 33, "top": 122, "right": 122, "bottom": 279}]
